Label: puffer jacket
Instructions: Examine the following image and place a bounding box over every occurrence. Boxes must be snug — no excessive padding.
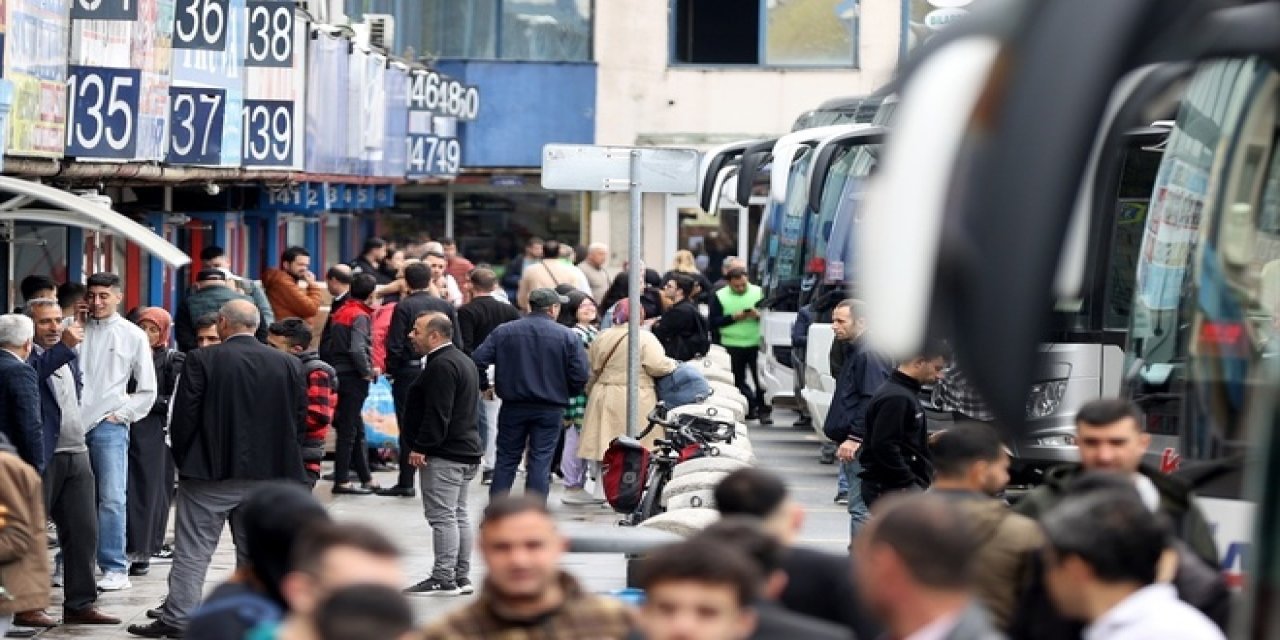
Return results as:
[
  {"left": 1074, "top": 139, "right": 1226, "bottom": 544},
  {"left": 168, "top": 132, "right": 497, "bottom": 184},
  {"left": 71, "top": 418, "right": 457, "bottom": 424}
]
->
[
  {"left": 0, "top": 436, "right": 50, "bottom": 614},
  {"left": 935, "top": 490, "right": 1043, "bottom": 630}
]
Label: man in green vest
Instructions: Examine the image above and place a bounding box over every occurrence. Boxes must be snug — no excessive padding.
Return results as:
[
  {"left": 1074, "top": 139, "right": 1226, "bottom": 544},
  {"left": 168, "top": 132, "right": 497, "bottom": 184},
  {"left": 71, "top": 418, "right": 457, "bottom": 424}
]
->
[{"left": 711, "top": 268, "right": 770, "bottom": 423}]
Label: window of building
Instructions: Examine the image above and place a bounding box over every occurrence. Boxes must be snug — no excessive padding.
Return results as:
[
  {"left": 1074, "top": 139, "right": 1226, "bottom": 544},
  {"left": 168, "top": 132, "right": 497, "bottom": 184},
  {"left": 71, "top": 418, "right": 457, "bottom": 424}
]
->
[
  {"left": 345, "top": 0, "right": 593, "bottom": 62},
  {"left": 672, "top": 0, "right": 859, "bottom": 67}
]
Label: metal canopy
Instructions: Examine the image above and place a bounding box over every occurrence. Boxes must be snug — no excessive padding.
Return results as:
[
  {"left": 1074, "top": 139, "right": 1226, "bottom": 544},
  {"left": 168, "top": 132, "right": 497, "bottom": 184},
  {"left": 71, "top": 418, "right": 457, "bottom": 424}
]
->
[{"left": 0, "top": 177, "right": 190, "bottom": 268}]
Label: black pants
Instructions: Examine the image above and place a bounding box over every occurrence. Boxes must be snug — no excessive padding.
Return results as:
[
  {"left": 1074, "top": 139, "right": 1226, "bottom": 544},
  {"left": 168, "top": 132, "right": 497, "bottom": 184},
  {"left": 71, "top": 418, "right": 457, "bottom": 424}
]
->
[
  {"left": 334, "top": 374, "right": 372, "bottom": 485},
  {"left": 45, "top": 451, "right": 99, "bottom": 612},
  {"left": 391, "top": 369, "right": 420, "bottom": 488},
  {"left": 725, "top": 345, "right": 766, "bottom": 413},
  {"left": 127, "top": 413, "right": 172, "bottom": 557}
]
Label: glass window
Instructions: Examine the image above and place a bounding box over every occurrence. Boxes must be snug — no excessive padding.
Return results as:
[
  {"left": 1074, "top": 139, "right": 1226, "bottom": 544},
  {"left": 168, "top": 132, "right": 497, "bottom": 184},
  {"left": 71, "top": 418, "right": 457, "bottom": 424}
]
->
[
  {"left": 346, "top": 0, "right": 590, "bottom": 62},
  {"left": 678, "top": 205, "right": 739, "bottom": 280},
  {"left": 673, "top": 0, "right": 857, "bottom": 67}
]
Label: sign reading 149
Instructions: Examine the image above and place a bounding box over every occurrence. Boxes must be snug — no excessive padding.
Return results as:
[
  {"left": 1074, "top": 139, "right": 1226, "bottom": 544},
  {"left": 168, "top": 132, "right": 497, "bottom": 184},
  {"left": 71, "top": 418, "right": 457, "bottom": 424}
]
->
[{"left": 66, "top": 66, "right": 141, "bottom": 160}]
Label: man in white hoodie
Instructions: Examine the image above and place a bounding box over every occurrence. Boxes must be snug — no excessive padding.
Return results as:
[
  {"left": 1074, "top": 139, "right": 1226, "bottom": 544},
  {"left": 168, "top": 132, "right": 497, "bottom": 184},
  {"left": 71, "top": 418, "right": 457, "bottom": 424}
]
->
[{"left": 80, "top": 272, "right": 157, "bottom": 592}]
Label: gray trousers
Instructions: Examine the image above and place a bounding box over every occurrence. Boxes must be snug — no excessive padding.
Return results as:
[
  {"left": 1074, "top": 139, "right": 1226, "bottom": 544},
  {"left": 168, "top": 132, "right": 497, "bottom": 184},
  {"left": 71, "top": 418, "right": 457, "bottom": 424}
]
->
[
  {"left": 160, "top": 478, "right": 258, "bottom": 628},
  {"left": 44, "top": 451, "right": 99, "bottom": 612},
  {"left": 419, "top": 458, "right": 479, "bottom": 582}
]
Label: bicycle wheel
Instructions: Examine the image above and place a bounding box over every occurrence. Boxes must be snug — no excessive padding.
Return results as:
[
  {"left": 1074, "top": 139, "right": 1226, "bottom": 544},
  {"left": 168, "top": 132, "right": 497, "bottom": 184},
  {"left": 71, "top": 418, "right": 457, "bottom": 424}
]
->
[{"left": 638, "top": 465, "right": 671, "bottom": 522}]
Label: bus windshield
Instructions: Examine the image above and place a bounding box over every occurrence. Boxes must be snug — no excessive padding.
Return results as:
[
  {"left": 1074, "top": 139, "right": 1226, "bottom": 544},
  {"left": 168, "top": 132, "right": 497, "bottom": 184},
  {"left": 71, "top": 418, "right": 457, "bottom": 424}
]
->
[
  {"left": 754, "top": 151, "right": 814, "bottom": 311},
  {"left": 803, "top": 144, "right": 878, "bottom": 307}
]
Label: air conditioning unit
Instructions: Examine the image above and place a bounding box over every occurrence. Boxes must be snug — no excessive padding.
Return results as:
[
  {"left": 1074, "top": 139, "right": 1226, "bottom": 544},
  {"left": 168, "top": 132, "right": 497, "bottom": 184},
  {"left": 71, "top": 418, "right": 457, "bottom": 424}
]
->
[{"left": 363, "top": 14, "right": 395, "bottom": 51}]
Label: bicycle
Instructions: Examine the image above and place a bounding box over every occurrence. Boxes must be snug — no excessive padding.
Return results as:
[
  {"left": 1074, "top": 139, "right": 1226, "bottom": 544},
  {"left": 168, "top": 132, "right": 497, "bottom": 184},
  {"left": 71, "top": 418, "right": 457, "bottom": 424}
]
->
[{"left": 619, "top": 402, "right": 736, "bottom": 526}]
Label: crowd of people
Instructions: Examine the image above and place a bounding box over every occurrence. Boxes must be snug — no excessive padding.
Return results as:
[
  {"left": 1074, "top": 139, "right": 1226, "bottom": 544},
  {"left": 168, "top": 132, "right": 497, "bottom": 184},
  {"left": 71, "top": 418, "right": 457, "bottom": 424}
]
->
[{"left": 0, "top": 233, "right": 1235, "bottom": 640}]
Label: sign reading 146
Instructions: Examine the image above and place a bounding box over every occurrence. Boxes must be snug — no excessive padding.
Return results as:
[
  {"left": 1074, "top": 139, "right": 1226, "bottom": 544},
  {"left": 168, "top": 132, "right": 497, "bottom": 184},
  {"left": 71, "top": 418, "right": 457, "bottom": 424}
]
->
[{"left": 66, "top": 66, "right": 141, "bottom": 160}]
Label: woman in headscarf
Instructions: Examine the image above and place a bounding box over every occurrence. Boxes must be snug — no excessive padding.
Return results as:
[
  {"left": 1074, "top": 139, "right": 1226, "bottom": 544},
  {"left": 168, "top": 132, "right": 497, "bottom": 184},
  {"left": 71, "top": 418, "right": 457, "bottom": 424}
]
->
[
  {"left": 126, "top": 307, "right": 185, "bottom": 577},
  {"left": 579, "top": 300, "right": 677, "bottom": 470},
  {"left": 557, "top": 290, "right": 602, "bottom": 505}
]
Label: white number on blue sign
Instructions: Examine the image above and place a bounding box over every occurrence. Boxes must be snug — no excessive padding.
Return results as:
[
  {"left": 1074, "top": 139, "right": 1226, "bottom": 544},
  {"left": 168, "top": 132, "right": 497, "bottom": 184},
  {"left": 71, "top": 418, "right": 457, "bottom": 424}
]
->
[
  {"left": 241, "top": 100, "right": 293, "bottom": 165},
  {"left": 168, "top": 87, "right": 226, "bottom": 164},
  {"left": 72, "top": 0, "right": 136, "bottom": 20},
  {"left": 66, "top": 66, "right": 140, "bottom": 159},
  {"left": 407, "top": 134, "right": 460, "bottom": 177},
  {"left": 245, "top": 1, "right": 293, "bottom": 66},
  {"left": 174, "top": 0, "right": 228, "bottom": 50}
]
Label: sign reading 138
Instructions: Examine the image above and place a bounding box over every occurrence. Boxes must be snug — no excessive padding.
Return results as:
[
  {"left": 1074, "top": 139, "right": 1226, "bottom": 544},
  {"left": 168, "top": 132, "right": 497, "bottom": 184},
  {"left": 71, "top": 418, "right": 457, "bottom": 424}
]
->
[
  {"left": 174, "top": 0, "right": 229, "bottom": 50},
  {"left": 65, "top": 66, "right": 141, "bottom": 159},
  {"left": 245, "top": 0, "right": 294, "bottom": 66},
  {"left": 241, "top": 99, "right": 293, "bottom": 166}
]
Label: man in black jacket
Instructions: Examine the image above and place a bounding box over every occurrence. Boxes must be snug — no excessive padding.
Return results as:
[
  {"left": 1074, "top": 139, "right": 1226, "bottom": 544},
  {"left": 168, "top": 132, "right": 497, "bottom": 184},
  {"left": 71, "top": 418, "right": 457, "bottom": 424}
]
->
[
  {"left": 401, "top": 312, "right": 481, "bottom": 597},
  {"left": 378, "top": 263, "right": 463, "bottom": 498},
  {"left": 472, "top": 288, "right": 589, "bottom": 500},
  {"left": 129, "top": 299, "right": 308, "bottom": 638},
  {"left": 319, "top": 274, "right": 378, "bottom": 495},
  {"left": 653, "top": 274, "right": 709, "bottom": 361},
  {"left": 858, "top": 341, "right": 948, "bottom": 512},
  {"left": 456, "top": 268, "right": 519, "bottom": 486}
]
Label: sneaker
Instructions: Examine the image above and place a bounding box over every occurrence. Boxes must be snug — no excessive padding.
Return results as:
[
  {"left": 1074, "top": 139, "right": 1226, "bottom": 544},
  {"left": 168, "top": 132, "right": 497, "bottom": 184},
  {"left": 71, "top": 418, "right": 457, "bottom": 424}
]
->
[
  {"left": 562, "top": 488, "right": 604, "bottom": 506},
  {"left": 97, "top": 571, "right": 132, "bottom": 592},
  {"left": 151, "top": 545, "right": 174, "bottom": 561},
  {"left": 403, "top": 578, "right": 460, "bottom": 597},
  {"left": 456, "top": 578, "right": 475, "bottom": 595},
  {"left": 834, "top": 491, "right": 849, "bottom": 505}
]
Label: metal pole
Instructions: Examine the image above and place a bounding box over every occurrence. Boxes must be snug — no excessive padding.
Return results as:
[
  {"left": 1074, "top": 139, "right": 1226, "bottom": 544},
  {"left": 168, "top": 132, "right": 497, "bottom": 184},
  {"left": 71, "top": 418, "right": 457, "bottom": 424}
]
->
[{"left": 626, "top": 150, "right": 643, "bottom": 438}]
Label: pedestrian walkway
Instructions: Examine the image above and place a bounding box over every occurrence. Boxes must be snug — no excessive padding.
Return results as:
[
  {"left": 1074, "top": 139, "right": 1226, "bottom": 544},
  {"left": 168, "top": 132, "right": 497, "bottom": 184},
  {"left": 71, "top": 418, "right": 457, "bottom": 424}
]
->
[{"left": 35, "top": 411, "right": 839, "bottom": 637}]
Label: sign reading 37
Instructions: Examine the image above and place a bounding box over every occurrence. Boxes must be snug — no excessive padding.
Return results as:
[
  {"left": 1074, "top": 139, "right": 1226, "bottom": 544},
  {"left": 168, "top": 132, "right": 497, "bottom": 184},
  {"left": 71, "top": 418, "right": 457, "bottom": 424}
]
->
[
  {"left": 65, "top": 66, "right": 141, "bottom": 160},
  {"left": 167, "top": 87, "right": 226, "bottom": 165}
]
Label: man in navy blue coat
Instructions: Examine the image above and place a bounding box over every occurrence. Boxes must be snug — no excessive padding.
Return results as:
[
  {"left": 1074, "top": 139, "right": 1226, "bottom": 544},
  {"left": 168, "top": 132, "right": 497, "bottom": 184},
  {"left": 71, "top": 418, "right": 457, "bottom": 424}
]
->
[{"left": 0, "top": 313, "right": 42, "bottom": 472}]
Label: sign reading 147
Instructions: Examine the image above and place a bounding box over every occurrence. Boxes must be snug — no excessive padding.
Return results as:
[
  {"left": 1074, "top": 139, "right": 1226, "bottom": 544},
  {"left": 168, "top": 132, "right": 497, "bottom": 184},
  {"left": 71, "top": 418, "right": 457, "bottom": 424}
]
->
[{"left": 66, "top": 66, "right": 141, "bottom": 160}]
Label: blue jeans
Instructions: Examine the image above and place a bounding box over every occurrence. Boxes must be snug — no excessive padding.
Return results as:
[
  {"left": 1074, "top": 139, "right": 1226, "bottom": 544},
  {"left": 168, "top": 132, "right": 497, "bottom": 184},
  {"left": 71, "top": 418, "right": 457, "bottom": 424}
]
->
[
  {"left": 87, "top": 419, "right": 130, "bottom": 574},
  {"left": 839, "top": 458, "right": 871, "bottom": 539},
  {"left": 837, "top": 463, "right": 849, "bottom": 494},
  {"left": 491, "top": 405, "right": 563, "bottom": 499}
]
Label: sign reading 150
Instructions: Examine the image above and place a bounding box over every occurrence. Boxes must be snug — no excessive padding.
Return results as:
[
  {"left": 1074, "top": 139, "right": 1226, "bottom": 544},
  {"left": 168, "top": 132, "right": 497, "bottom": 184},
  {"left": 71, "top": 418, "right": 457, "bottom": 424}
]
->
[{"left": 66, "top": 66, "right": 140, "bottom": 159}]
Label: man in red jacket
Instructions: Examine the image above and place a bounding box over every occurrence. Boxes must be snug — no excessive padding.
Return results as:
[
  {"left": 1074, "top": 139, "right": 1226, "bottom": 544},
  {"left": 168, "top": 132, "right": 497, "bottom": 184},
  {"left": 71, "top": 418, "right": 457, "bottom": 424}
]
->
[{"left": 318, "top": 274, "right": 378, "bottom": 495}]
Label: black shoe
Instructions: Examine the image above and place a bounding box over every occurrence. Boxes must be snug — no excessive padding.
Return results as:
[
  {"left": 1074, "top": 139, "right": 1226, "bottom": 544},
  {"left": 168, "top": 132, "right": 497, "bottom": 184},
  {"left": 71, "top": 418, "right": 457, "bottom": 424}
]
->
[
  {"left": 151, "top": 544, "right": 173, "bottom": 560},
  {"left": 404, "top": 578, "right": 460, "bottom": 597},
  {"left": 456, "top": 577, "right": 475, "bottom": 595},
  {"left": 375, "top": 485, "right": 416, "bottom": 497},
  {"left": 4, "top": 629, "right": 38, "bottom": 638},
  {"left": 758, "top": 411, "right": 774, "bottom": 425},
  {"left": 129, "top": 561, "right": 150, "bottom": 576},
  {"left": 481, "top": 470, "right": 494, "bottom": 485},
  {"left": 794, "top": 415, "right": 812, "bottom": 428},
  {"left": 321, "top": 472, "right": 335, "bottom": 481},
  {"left": 332, "top": 483, "right": 373, "bottom": 495},
  {"left": 146, "top": 598, "right": 166, "bottom": 620},
  {"left": 834, "top": 491, "right": 849, "bottom": 505},
  {"left": 128, "top": 620, "right": 185, "bottom": 638}
]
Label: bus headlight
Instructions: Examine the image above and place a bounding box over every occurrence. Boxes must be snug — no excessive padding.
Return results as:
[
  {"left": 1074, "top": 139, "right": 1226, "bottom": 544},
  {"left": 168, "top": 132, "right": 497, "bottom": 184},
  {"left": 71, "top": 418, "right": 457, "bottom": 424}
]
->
[{"left": 1026, "top": 380, "right": 1068, "bottom": 419}]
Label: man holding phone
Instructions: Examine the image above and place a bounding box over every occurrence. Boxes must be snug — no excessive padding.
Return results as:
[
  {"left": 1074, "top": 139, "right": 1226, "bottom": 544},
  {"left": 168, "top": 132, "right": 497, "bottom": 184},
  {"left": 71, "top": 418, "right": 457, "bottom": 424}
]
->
[{"left": 711, "top": 268, "right": 770, "bottom": 423}]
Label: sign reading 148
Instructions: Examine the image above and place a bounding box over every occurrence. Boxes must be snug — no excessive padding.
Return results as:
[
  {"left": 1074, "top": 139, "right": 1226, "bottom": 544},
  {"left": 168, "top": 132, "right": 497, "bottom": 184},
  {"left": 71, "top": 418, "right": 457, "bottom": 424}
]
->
[{"left": 66, "top": 66, "right": 141, "bottom": 159}]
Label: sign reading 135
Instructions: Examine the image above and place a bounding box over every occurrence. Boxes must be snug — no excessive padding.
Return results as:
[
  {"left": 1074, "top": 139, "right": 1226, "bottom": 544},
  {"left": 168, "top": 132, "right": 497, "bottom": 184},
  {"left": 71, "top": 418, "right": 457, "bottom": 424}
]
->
[
  {"left": 241, "top": 100, "right": 293, "bottom": 166},
  {"left": 66, "top": 66, "right": 141, "bottom": 159},
  {"left": 174, "top": 0, "right": 229, "bottom": 50},
  {"left": 167, "top": 87, "right": 226, "bottom": 165}
]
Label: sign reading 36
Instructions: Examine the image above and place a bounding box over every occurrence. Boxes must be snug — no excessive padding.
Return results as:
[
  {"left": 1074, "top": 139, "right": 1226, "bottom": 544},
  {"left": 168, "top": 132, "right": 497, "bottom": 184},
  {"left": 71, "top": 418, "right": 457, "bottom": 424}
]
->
[{"left": 174, "top": 0, "right": 229, "bottom": 50}]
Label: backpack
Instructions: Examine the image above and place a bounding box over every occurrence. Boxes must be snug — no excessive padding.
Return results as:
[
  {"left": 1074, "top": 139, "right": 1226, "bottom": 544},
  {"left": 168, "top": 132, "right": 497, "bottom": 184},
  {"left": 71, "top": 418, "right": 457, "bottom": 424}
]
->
[{"left": 602, "top": 436, "right": 650, "bottom": 513}]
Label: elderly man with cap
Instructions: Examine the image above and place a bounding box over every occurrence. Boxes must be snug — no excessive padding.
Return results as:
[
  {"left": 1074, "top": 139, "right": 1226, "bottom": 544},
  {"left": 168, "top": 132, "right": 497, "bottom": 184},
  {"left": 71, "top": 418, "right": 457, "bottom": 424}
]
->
[
  {"left": 175, "top": 269, "right": 256, "bottom": 352},
  {"left": 472, "top": 288, "right": 590, "bottom": 500}
]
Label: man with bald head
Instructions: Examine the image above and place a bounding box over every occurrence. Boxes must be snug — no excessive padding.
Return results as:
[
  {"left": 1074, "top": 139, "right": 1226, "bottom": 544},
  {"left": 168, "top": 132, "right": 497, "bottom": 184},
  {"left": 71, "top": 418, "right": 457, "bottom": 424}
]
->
[{"left": 134, "top": 299, "right": 310, "bottom": 638}]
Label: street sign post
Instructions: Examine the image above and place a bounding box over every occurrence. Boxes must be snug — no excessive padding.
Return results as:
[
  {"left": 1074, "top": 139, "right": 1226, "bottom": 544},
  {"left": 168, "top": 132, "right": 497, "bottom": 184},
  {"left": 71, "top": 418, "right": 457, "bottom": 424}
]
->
[{"left": 542, "top": 144, "right": 699, "bottom": 438}]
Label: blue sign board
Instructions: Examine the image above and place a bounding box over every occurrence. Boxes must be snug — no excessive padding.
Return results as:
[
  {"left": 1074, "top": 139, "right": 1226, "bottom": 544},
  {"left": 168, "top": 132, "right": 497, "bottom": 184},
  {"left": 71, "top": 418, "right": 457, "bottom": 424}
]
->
[
  {"left": 260, "top": 181, "right": 331, "bottom": 212},
  {"left": 71, "top": 0, "right": 138, "bottom": 21},
  {"left": 166, "top": 86, "right": 225, "bottom": 164},
  {"left": 244, "top": 0, "right": 293, "bottom": 68},
  {"left": 65, "top": 65, "right": 142, "bottom": 159},
  {"left": 173, "top": 0, "right": 229, "bottom": 50},
  {"left": 241, "top": 98, "right": 293, "bottom": 166},
  {"left": 170, "top": 0, "right": 243, "bottom": 165}
]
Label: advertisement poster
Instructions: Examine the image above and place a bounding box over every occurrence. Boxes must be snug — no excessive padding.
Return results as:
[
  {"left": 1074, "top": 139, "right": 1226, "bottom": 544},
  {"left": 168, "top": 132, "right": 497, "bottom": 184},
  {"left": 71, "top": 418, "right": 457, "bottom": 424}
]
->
[{"left": 5, "top": 0, "right": 70, "bottom": 157}]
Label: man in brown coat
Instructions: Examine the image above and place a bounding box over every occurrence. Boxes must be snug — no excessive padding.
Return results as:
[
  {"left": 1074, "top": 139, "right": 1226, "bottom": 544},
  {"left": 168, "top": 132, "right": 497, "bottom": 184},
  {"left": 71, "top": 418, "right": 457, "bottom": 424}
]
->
[
  {"left": 928, "top": 422, "right": 1043, "bottom": 629},
  {"left": 0, "top": 433, "right": 50, "bottom": 635},
  {"left": 261, "top": 246, "right": 326, "bottom": 323}
]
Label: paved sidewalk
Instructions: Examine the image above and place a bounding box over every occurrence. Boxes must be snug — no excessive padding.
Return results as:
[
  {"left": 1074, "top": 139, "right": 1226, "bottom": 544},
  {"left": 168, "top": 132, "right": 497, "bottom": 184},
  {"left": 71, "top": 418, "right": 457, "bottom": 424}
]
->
[{"left": 34, "top": 411, "right": 842, "bottom": 638}]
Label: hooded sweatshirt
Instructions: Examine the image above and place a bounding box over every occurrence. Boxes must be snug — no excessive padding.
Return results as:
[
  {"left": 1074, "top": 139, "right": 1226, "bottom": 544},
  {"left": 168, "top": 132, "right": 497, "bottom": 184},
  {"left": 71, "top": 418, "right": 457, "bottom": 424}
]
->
[{"left": 81, "top": 313, "right": 157, "bottom": 427}]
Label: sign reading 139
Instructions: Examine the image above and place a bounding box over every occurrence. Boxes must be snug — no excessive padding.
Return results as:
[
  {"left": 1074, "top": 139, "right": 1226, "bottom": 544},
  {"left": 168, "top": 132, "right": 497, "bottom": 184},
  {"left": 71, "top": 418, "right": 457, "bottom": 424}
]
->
[
  {"left": 241, "top": 99, "right": 293, "bottom": 166},
  {"left": 66, "top": 66, "right": 141, "bottom": 159}
]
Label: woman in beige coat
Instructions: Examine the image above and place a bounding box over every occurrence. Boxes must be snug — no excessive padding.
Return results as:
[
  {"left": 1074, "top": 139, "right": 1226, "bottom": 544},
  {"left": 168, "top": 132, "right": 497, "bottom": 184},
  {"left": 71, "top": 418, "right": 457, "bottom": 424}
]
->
[{"left": 579, "top": 300, "right": 677, "bottom": 461}]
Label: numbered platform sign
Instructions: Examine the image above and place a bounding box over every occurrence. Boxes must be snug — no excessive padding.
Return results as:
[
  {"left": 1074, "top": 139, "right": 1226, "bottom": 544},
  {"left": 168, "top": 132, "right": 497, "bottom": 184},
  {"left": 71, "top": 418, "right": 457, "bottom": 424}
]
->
[
  {"left": 65, "top": 65, "right": 141, "bottom": 159},
  {"left": 260, "top": 181, "right": 331, "bottom": 212},
  {"left": 406, "top": 133, "right": 461, "bottom": 180},
  {"left": 71, "top": 0, "right": 139, "bottom": 21},
  {"left": 242, "top": 0, "right": 303, "bottom": 169},
  {"left": 170, "top": 0, "right": 244, "bottom": 166}
]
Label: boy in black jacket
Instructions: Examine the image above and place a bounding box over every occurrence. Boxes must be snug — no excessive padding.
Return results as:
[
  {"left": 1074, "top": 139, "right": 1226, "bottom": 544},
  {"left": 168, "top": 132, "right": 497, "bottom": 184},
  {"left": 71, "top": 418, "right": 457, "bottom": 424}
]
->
[
  {"left": 857, "top": 341, "right": 949, "bottom": 517},
  {"left": 402, "top": 311, "right": 481, "bottom": 597}
]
